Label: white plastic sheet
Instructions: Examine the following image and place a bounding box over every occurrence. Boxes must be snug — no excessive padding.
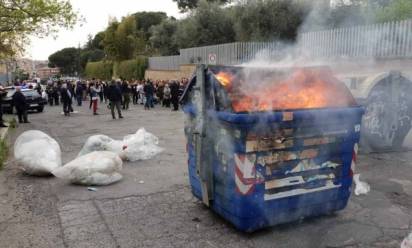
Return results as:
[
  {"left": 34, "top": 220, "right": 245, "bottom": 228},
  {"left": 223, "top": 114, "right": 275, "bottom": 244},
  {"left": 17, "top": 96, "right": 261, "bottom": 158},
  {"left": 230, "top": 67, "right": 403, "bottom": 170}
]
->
[
  {"left": 78, "top": 135, "right": 124, "bottom": 157},
  {"left": 14, "top": 130, "right": 62, "bottom": 176},
  {"left": 402, "top": 232, "right": 412, "bottom": 248},
  {"left": 353, "top": 174, "right": 370, "bottom": 196},
  {"left": 121, "top": 128, "right": 164, "bottom": 161},
  {"left": 52, "top": 151, "right": 123, "bottom": 186},
  {"left": 78, "top": 128, "right": 163, "bottom": 162}
]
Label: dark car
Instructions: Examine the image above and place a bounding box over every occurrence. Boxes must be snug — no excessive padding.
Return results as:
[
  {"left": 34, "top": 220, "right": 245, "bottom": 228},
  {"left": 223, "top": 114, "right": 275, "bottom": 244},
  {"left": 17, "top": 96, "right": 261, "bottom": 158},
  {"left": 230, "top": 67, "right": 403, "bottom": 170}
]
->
[{"left": 2, "top": 88, "right": 47, "bottom": 114}]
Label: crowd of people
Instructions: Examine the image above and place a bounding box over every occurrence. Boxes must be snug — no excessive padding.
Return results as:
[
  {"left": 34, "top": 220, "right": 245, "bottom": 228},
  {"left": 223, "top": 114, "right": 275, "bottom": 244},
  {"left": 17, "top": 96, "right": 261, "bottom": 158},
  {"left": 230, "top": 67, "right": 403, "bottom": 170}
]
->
[
  {"left": 0, "top": 77, "right": 190, "bottom": 126},
  {"left": 43, "top": 77, "right": 189, "bottom": 119}
]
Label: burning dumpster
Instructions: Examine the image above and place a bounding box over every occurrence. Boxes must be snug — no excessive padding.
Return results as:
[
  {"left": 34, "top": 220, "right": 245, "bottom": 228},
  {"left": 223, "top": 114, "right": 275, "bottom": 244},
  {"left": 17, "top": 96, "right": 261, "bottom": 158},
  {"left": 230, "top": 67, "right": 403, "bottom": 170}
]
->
[{"left": 181, "top": 65, "right": 364, "bottom": 232}]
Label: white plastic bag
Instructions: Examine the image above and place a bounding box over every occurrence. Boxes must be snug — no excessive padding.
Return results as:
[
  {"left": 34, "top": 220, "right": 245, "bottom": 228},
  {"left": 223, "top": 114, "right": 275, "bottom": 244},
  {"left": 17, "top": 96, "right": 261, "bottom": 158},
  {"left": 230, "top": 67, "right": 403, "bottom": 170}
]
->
[
  {"left": 353, "top": 174, "right": 370, "bottom": 196},
  {"left": 78, "top": 129, "right": 163, "bottom": 162},
  {"left": 78, "top": 135, "right": 124, "bottom": 157},
  {"left": 52, "top": 151, "right": 123, "bottom": 186},
  {"left": 14, "top": 130, "right": 62, "bottom": 176},
  {"left": 121, "top": 128, "right": 163, "bottom": 161},
  {"left": 401, "top": 232, "right": 412, "bottom": 248}
]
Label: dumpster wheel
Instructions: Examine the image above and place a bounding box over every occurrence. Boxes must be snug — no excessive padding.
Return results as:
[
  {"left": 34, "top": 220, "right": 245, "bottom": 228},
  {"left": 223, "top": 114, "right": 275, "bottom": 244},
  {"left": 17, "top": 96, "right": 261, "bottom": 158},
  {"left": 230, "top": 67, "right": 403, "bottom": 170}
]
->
[{"left": 361, "top": 74, "right": 412, "bottom": 152}]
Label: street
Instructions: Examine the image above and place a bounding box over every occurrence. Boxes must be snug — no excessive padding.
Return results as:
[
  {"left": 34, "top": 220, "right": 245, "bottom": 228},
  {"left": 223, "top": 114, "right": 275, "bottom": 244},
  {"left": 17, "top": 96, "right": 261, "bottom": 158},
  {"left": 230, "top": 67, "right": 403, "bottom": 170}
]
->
[{"left": 0, "top": 103, "right": 411, "bottom": 248}]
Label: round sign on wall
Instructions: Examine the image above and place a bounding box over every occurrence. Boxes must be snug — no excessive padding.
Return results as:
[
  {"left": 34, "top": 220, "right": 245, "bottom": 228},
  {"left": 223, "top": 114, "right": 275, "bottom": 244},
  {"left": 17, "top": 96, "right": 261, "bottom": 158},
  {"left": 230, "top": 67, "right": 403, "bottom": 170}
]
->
[{"left": 208, "top": 53, "right": 217, "bottom": 65}]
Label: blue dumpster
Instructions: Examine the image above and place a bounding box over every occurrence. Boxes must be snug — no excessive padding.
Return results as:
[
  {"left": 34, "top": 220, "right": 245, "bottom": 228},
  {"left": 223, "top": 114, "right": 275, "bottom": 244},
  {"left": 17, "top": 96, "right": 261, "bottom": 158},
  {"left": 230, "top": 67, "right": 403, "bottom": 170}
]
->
[{"left": 181, "top": 65, "right": 364, "bottom": 232}]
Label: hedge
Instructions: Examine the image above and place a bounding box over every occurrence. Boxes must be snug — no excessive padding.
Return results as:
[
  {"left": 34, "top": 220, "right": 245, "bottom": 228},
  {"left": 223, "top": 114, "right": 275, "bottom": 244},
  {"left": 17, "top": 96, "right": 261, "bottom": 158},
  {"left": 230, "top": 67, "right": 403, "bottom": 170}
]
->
[
  {"left": 116, "top": 57, "right": 148, "bottom": 80},
  {"left": 84, "top": 61, "right": 113, "bottom": 80},
  {"left": 85, "top": 57, "right": 147, "bottom": 81}
]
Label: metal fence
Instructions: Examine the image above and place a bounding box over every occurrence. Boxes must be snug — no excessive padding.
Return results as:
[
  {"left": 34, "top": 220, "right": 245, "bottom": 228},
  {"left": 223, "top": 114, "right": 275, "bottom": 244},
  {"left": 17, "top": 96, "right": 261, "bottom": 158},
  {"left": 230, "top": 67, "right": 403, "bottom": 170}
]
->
[
  {"left": 300, "top": 19, "right": 412, "bottom": 58},
  {"left": 148, "top": 19, "right": 412, "bottom": 70},
  {"left": 148, "top": 55, "right": 181, "bottom": 70}
]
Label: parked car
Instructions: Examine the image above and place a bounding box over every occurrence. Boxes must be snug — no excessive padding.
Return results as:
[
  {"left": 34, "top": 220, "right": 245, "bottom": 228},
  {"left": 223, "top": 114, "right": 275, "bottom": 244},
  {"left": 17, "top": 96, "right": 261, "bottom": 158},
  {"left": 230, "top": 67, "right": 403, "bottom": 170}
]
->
[{"left": 2, "top": 87, "right": 47, "bottom": 114}]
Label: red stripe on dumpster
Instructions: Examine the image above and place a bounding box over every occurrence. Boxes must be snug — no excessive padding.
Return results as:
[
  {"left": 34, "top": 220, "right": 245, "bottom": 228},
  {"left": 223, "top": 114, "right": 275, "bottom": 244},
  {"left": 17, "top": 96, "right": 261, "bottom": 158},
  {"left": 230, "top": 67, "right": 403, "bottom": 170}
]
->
[
  {"left": 234, "top": 154, "right": 264, "bottom": 195},
  {"left": 350, "top": 143, "right": 358, "bottom": 177}
]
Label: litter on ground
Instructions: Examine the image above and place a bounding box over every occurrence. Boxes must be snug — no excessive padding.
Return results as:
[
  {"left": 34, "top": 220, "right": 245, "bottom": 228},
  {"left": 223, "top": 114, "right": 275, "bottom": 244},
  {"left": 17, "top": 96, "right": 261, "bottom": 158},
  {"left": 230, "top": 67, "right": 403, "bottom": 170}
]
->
[
  {"left": 14, "top": 130, "right": 62, "bottom": 176},
  {"left": 401, "top": 232, "right": 412, "bottom": 248},
  {"left": 52, "top": 151, "right": 123, "bottom": 186},
  {"left": 78, "top": 128, "right": 163, "bottom": 162},
  {"left": 353, "top": 174, "right": 370, "bottom": 196}
]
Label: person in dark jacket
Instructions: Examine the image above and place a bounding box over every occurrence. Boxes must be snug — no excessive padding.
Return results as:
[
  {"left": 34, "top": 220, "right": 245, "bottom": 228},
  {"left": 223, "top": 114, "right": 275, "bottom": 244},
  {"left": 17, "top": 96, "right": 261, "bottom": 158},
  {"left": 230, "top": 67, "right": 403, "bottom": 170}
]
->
[
  {"left": 98, "top": 82, "right": 104, "bottom": 103},
  {"left": 52, "top": 83, "right": 60, "bottom": 106},
  {"left": 12, "top": 87, "right": 29, "bottom": 123},
  {"left": 121, "top": 81, "right": 131, "bottom": 110},
  {"left": 60, "top": 83, "right": 73, "bottom": 116},
  {"left": 0, "top": 86, "right": 8, "bottom": 127},
  {"left": 75, "top": 81, "right": 83, "bottom": 106},
  {"left": 131, "top": 83, "right": 138, "bottom": 105},
  {"left": 157, "top": 82, "right": 164, "bottom": 107},
  {"left": 46, "top": 84, "right": 54, "bottom": 106},
  {"left": 107, "top": 80, "right": 123, "bottom": 119},
  {"left": 170, "top": 81, "right": 180, "bottom": 111},
  {"left": 143, "top": 81, "right": 154, "bottom": 110}
]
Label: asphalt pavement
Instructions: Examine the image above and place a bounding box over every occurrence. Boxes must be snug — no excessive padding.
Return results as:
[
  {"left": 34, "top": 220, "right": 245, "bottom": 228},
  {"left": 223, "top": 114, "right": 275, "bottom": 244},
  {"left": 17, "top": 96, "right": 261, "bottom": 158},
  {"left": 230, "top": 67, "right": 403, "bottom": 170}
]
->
[{"left": 0, "top": 102, "right": 411, "bottom": 248}]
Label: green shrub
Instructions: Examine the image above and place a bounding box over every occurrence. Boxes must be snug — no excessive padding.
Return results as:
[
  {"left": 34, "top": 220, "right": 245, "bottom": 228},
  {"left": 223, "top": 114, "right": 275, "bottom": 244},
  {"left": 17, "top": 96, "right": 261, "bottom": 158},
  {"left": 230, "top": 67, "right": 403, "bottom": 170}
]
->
[
  {"left": 85, "top": 61, "right": 113, "bottom": 80},
  {"left": 117, "top": 57, "right": 148, "bottom": 80},
  {"left": 0, "top": 139, "right": 8, "bottom": 170},
  {"left": 7, "top": 117, "right": 17, "bottom": 129}
]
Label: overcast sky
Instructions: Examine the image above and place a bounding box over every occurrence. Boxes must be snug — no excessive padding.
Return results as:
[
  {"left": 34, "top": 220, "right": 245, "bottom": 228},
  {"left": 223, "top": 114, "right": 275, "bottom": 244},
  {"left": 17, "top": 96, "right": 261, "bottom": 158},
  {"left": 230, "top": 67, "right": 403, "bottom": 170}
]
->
[{"left": 26, "top": 0, "right": 181, "bottom": 61}]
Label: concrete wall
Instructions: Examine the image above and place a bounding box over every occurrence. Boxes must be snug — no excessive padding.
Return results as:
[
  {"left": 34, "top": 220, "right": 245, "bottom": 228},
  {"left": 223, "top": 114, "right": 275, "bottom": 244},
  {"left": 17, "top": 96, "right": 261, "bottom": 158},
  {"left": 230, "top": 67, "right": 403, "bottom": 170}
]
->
[{"left": 145, "top": 64, "right": 196, "bottom": 81}]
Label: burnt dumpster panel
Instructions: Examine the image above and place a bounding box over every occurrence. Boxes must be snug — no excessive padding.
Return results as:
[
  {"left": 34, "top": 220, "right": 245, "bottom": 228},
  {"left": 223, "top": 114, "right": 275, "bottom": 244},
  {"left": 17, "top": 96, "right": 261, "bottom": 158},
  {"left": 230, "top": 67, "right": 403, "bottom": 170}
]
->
[{"left": 182, "top": 65, "right": 364, "bottom": 232}]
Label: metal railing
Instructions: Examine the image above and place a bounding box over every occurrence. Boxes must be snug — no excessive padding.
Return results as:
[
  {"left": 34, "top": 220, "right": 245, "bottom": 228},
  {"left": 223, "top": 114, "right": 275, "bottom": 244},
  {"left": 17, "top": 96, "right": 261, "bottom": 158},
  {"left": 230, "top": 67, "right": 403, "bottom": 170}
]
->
[{"left": 148, "top": 19, "right": 412, "bottom": 70}]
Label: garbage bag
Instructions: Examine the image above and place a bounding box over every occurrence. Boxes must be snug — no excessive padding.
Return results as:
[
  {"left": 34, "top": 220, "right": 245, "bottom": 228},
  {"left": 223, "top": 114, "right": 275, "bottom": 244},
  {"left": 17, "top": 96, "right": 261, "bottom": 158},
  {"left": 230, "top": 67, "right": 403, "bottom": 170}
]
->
[
  {"left": 14, "top": 130, "right": 62, "bottom": 176},
  {"left": 78, "top": 135, "right": 124, "bottom": 157},
  {"left": 120, "top": 128, "right": 163, "bottom": 161},
  {"left": 52, "top": 151, "right": 123, "bottom": 186},
  {"left": 402, "top": 232, "right": 412, "bottom": 248},
  {"left": 353, "top": 174, "right": 370, "bottom": 196},
  {"left": 78, "top": 129, "right": 163, "bottom": 162}
]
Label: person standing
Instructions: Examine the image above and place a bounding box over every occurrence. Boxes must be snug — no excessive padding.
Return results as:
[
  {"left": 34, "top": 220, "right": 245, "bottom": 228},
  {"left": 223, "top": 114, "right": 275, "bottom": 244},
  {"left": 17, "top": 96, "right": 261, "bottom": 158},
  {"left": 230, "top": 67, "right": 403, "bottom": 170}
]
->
[
  {"left": 52, "top": 83, "right": 60, "bottom": 106},
  {"left": 98, "top": 82, "right": 104, "bottom": 103},
  {"left": 107, "top": 80, "right": 123, "bottom": 120},
  {"left": 12, "top": 87, "right": 29, "bottom": 123},
  {"left": 46, "top": 83, "right": 54, "bottom": 106},
  {"left": 157, "top": 81, "right": 164, "bottom": 107},
  {"left": 121, "top": 81, "right": 131, "bottom": 110},
  {"left": 60, "top": 84, "right": 73, "bottom": 116},
  {"left": 143, "top": 80, "right": 154, "bottom": 110},
  {"left": 90, "top": 83, "right": 100, "bottom": 115},
  {"left": 75, "top": 81, "right": 83, "bottom": 106},
  {"left": 88, "top": 82, "right": 93, "bottom": 109},
  {"left": 170, "top": 81, "right": 180, "bottom": 111},
  {"left": 163, "top": 83, "right": 171, "bottom": 108},
  {"left": 132, "top": 82, "right": 138, "bottom": 105},
  {"left": 137, "top": 82, "right": 144, "bottom": 105},
  {"left": 0, "top": 86, "right": 8, "bottom": 127},
  {"left": 81, "top": 81, "right": 87, "bottom": 100}
]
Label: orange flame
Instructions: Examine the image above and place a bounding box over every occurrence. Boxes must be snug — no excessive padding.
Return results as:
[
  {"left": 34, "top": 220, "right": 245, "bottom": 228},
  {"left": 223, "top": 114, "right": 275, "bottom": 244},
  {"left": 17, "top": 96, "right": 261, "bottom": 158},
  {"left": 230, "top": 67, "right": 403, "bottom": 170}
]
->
[
  {"left": 215, "top": 72, "right": 233, "bottom": 87},
  {"left": 217, "top": 68, "right": 356, "bottom": 112}
]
